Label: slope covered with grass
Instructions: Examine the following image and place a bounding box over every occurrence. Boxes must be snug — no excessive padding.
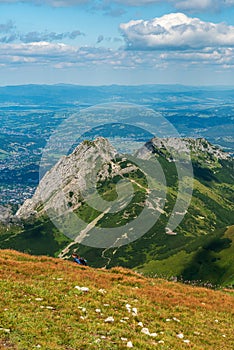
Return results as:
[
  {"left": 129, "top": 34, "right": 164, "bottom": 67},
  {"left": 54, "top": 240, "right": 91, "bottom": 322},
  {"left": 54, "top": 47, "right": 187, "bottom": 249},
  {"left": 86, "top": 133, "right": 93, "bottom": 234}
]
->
[
  {"left": 1, "top": 138, "right": 233, "bottom": 287},
  {"left": 0, "top": 250, "right": 233, "bottom": 349}
]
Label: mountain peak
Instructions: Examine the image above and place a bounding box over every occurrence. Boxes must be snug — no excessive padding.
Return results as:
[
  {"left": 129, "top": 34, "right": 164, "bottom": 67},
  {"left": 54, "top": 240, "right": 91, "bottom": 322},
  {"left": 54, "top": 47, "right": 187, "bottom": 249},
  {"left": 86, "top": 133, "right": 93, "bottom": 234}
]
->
[
  {"left": 16, "top": 137, "right": 117, "bottom": 220},
  {"left": 141, "top": 137, "right": 231, "bottom": 163}
]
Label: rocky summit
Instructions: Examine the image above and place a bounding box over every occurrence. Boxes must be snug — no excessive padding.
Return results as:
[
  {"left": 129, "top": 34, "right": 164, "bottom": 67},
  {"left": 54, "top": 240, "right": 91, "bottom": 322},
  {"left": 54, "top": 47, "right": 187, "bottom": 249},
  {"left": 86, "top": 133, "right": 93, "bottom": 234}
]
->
[{"left": 16, "top": 137, "right": 118, "bottom": 219}]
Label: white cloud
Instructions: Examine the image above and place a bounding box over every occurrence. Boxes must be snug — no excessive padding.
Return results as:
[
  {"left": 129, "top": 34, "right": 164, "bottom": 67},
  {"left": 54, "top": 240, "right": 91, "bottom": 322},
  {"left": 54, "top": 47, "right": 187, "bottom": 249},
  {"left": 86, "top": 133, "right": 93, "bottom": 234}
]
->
[
  {"left": 120, "top": 13, "right": 234, "bottom": 50},
  {"left": 161, "top": 48, "right": 234, "bottom": 66},
  {"left": 0, "top": 0, "right": 234, "bottom": 11},
  {"left": 0, "top": 39, "right": 233, "bottom": 71},
  {"left": 0, "top": 42, "right": 75, "bottom": 64},
  {"left": 1, "top": 13, "right": 233, "bottom": 72},
  {"left": 0, "top": 41, "right": 127, "bottom": 68},
  {"left": 114, "top": 0, "right": 234, "bottom": 11}
]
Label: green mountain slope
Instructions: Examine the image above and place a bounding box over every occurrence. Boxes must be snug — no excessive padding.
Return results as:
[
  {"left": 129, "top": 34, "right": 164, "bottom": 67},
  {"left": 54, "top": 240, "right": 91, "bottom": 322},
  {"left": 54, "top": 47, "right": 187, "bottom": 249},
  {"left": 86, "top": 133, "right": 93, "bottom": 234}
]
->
[{"left": 0, "top": 138, "right": 233, "bottom": 286}]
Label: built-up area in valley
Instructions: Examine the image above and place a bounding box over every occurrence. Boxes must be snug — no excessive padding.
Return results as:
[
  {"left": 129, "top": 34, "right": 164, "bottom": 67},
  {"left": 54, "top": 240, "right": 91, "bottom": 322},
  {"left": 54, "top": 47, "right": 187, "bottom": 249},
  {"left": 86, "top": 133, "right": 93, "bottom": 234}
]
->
[{"left": 0, "top": 85, "right": 233, "bottom": 208}]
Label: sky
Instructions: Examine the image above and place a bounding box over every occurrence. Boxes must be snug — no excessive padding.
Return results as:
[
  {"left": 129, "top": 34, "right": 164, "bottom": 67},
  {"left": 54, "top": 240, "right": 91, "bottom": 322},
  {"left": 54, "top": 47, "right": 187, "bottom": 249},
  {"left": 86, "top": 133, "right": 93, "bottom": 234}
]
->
[{"left": 0, "top": 0, "right": 234, "bottom": 86}]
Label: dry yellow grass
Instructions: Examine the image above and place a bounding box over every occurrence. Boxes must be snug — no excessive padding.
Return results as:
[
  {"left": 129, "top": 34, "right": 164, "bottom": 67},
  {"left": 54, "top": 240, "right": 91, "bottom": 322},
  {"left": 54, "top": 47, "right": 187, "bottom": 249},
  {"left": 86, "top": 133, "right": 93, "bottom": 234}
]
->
[{"left": 0, "top": 249, "right": 233, "bottom": 349}]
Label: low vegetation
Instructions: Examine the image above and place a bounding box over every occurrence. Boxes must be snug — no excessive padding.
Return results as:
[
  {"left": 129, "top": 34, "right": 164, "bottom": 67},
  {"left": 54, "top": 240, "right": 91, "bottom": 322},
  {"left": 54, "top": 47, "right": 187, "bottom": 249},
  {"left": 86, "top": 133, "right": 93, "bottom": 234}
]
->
[
  {"left": 0, "top": 250, "right": 233, "bottom": 349},
  {"left": 0, "top": 140, "right": 233, "bottom": 287}
]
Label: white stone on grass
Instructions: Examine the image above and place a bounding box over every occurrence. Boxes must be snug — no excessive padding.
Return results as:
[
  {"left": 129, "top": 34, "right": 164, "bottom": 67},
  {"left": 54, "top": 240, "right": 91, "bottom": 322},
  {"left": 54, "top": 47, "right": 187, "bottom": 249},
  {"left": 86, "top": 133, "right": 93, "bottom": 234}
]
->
[
  {"left": 127, "top": 341, "right": 133, "bottom": 347},
  {"left": 0, "top": 328, "right": 10, "bottom": 333},
  {"left": 126, "top": 304, "right": 131, "bottom": 312},
  {"left": 75, "top": 286, "right": 89, "bottom": 292},
  {"left": 141, "top": 328, "right": 150, "bottom": 336},
  {"left": 150, "top": 333, "right": 158, "bottom": 337},
  {"left": 120, "top": 319, "right": 127, "bottom": 323},
  {"left": 98, "top": 288, "right": 107, "bottom": 294},
  {"left": 177, "top": 333, "right": 184, "bottom": 339}
]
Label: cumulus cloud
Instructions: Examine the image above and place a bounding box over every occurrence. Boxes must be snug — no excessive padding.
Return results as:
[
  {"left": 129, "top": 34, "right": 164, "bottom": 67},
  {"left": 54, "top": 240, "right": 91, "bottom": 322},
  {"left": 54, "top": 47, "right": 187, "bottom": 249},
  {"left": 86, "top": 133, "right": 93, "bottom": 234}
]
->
[
  {"left": 160, "top": 48, "right": 234, "bottom": 67},
  {"left": 0, "top": 40, "right": 149, "bottom": 69},
  {"left": 0, "top": 42, "right": 121, "bottom": 67},
  {"left": 120, "top": 13, "right": 234, "bottom": 50},
  {"left": 0, "top": 39, "right": 233, "bottom": 71}
]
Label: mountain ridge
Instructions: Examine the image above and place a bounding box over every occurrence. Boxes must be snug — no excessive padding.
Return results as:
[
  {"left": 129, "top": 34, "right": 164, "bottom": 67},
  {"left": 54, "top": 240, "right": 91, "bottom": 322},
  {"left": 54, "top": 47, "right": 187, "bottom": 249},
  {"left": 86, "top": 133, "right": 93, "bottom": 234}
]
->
[
  {"left": 15, "top": 136, "right": 232, "bottom": 221},
  {"left": 1, "top": 136, "right": 233, "bottom": 287}
]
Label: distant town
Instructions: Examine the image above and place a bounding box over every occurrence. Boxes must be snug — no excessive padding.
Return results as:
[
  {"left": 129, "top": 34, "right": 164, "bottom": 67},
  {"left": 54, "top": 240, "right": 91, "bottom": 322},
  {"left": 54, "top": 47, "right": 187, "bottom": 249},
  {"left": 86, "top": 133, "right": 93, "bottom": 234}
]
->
[{"left": 0, "top": 84, "right": 233, "bottom": 207}]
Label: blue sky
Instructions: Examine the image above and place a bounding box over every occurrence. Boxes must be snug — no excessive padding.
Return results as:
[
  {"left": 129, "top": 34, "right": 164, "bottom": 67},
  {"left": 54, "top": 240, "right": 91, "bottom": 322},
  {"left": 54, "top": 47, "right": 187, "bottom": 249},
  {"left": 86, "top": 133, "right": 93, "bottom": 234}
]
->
[{"left": 0, "top": 0, "right": 234, "bottom": 86}]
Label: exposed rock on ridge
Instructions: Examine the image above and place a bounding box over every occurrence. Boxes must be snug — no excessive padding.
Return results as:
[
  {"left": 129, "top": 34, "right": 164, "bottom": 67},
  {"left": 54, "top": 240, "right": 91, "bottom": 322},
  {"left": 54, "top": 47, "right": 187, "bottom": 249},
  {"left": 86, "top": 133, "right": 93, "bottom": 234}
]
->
[
  {"left": 16, "top": 136, "right": 231, "bottom": 221},
  {"left": 137, "top": 137, "right": 230, "bottom": 163},
  {"left": 16, "top": 137, "right": 118, "bottom": 219}
]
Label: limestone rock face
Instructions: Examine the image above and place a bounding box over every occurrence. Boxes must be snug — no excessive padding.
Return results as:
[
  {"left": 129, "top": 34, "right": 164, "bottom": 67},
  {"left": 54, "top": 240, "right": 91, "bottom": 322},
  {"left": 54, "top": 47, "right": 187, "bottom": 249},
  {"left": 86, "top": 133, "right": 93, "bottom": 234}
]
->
[
  {"left": 140, "top": 137, "right": 230, "bottom": 162},
  {"left": 0, "top": 205, "right": 12, "bottom": 224},
  {"left": 16, "top": 137, "right": 117, "bottom": 219}
]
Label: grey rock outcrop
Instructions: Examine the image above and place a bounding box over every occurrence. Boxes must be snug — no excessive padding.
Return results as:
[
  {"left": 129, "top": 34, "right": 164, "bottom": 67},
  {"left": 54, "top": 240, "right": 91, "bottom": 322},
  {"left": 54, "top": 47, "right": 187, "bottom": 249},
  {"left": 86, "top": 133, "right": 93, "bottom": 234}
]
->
[
  {"left": 16, "top": 137, "right": 118, "bottom": 220},
  {"left": 138, "top": 137, "right": 230, "bottom": 162},
  {"left": 0, "top": 205, "right": 13, "bottom": 224}
]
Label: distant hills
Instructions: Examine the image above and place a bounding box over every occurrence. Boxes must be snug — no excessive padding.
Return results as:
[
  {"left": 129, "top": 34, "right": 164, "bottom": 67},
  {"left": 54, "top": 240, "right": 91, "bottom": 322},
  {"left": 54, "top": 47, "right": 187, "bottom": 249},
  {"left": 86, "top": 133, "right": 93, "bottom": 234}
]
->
[
  {"left": 1, "top": 136, "right": 233, "bottom": 287},
  {"left": 0, "top": 83, "right": 233, "bottom": 209},
  {"left": 1, "top": 83, "right": 233, "bottom": 107}
]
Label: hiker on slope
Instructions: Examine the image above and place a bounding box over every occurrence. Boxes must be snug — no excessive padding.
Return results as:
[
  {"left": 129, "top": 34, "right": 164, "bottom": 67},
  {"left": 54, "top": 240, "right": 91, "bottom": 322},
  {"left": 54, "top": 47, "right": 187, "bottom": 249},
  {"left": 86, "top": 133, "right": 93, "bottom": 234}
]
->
[{"left": 72, "top": 253, "right": 87, "bottom": 266}]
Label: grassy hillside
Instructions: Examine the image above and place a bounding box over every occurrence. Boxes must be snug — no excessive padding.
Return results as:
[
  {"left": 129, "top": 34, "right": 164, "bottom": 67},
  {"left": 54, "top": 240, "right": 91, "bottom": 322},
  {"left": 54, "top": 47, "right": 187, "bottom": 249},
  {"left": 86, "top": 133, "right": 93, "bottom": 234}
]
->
[
  {"left": 0, "top": 250, "right": 233, "bottom": 350},
  {"left": 59, "top": 155, "right": 234, "bottom": 287},
  {"left": 0, "top": 140, "right": 233, "bottom": 286}
]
